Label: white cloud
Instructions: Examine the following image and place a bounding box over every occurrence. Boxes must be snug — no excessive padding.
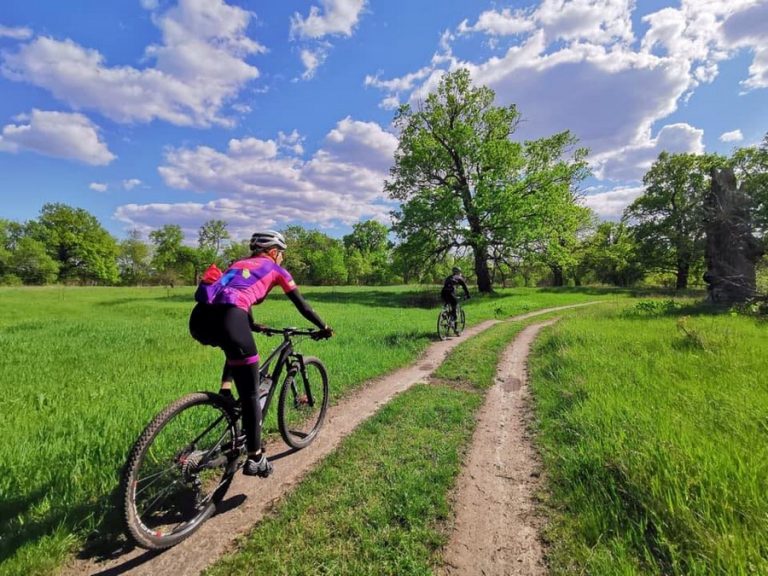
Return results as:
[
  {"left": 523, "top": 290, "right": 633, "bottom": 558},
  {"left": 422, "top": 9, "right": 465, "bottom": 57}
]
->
[
  {"left": 290, "top": 0, "right": 367, "bottom": 39},
  {"left": 300, "top": 47, "right": 328, "bottom": 80},
  {"left": 458, "top": 8, "right": 535, "bottom": 37},
  {"left": 593, "top": 122, "right": 705, "bottom": 181},
  {"left": 118, "top": 117, "right": 398, "bottom": 239},
  {"left": 1, "top": 0, "right": 263, "bottom": 127},
  {"left": 0, "top": 109, "right": 115, "bottom": 165},
  {"left": 459, "top": 0, "right": 634, "bottom": 45},
  {"left": 0, "top": 25, "right": 33, "bottom": 40},
  {"left": 123, "top": 178, "right": 142, "bottom": 190},
  {"left": 721, "top": 1, "right": 768, "bottom": 90},
  {"left": 368, "top": 1, "right": 766, "bottom": 196},
  {"left": 719, "top": 129, "right": 744, "bottom": 142},
  {"left": 90, "top": 182, "right": 108, "bottom": 192},
  {"left": 582, "top": 185, "right": 644, "bottom": 220}
]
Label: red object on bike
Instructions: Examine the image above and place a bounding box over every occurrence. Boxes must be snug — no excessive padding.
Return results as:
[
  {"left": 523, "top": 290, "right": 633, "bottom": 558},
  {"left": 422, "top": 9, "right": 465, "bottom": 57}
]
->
[{"left": 201, "top": 263, "right": 223, "bottom": 284}]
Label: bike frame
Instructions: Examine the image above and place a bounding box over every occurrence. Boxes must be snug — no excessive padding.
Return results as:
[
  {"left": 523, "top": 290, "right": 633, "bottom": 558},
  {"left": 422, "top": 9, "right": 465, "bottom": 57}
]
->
[{"left": 256, "top": 328, "right": 314, "bottom": 417}]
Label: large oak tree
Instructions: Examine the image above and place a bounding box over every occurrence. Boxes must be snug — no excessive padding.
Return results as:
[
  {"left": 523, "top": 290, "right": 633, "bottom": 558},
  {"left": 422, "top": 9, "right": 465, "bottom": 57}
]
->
[{"left": 385, "top": 68, "right": 588, "bottom": 292}]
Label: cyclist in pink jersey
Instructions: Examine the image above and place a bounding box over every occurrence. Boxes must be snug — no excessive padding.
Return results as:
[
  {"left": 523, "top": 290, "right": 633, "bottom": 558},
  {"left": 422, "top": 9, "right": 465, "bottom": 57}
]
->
[{"left": 189, "top": 230, "right": 333, "bottom": 477}]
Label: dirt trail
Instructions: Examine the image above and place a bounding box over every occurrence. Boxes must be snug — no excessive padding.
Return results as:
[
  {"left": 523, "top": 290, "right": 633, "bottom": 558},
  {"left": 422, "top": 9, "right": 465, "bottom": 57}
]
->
[
  {"left": 68, "top": 303, "right": 595, "bottom": 576},
  {"left": 439, "top": 319, "right": 558, "bottom": 576}
]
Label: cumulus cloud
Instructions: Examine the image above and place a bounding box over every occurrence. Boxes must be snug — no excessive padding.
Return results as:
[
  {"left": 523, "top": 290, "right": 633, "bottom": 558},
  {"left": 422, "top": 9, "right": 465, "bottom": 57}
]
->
[
  {"left": 593, "top": 122, "right": 705, "bottom": 181},
  {"left": 90, "top": 182, "right": 108, "bottom": 192},
  {"left": 721, "top": 1, "right": 768, "bottom": 91},
  {"left": 291, "top": 0, "right": 366, "bottom": 79},
  {"left": 118, "top": 117, "right": 398, "bottom": 240},
  {"left": 368, "top": 1, "right": 766, "bottom": 198},
  {"left": 0, "top": 25, "right": 33, "bottom": 40},
  {"left": 0, "top": 109, "right": 115, "bottom": 165},
  {"left": 123, "top": 178, "right": 142, "bottom": 190},
  {"left": 299, "top": 47, "right": 328, "bottom": 80},
  {"left": 459, "top": 0, "right": 634, "bottom": 45},
  {"left": 719, "top": 129, "right": 744, "bottom": 142},
  {"left": 458, "top": 8, "right": 534, "bottom": 37},
  {"left": 1, "top": 0, "right": 263, "bottom": 127},
  {"left": 290, "top": 0, "right": 367, "bottom": 39},
  {"left": 582, "top": 185, "right": 644, "bottom": 220}
]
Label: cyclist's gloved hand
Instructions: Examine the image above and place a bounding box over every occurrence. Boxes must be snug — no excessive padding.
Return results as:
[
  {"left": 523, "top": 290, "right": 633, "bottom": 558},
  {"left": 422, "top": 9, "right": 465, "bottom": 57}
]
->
[
  {"left": 250, "top": 321, "right": 268, "bottom": 333},
  {"left": 312, "top": 326, "right": 334, "bottom": 340}
]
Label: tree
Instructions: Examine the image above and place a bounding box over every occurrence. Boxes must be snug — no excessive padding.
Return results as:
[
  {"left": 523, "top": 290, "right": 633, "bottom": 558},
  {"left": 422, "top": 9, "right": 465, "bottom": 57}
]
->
[
  {"left": 343, "top": 220, "right": 391, "bottom": 284},
  {"left": 730, "top": 133, "right": 768, "bottom": 240},
  {"left": 624, "top": 152, "right": 723, "bottom": 289},
  {"left": 28, "top": 203, "right": 118, "bottom": 284},
  {"left": 579, "top": 222, "right": 644, "bottom": 286},
  {"left": 279, "top": 226, "right": 347, "bottom": 285},
  {"left": 222, "top": 239, "right": 250, "bottom": 264},
  {"left": 118, "top": 229, "right": 151, "bottom": 285},
  {"left": 198, "top": 219, "right": 230, "bottom": 263},
  {"left": 149, "top": 224, "right": 184, "bottom": 273},
  {"left": 10, "top": 237, "right": 59, "bottom": 285},
  {"left": 386, "top": 68, "right": 588, "bottom": 292}
]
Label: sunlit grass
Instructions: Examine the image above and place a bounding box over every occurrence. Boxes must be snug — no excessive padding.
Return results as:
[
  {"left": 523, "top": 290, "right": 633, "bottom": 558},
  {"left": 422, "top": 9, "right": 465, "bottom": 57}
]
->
[
  {"left": 529, "top": 302, "right": 768, "bottom": 575},
  {"left": 0, "top": 284, "right": 608, "bottom": 575}
]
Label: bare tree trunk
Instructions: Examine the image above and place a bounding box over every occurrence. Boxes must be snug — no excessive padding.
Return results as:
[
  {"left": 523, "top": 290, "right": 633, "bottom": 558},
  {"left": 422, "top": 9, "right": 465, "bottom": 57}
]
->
[
  {"left": 551, "top": 264, "right": 565, "bottom": 287},
  {"left": 675, "top": 257, "right": 689, "bottom": 290},
  {"left": 473, "top": 245, "right": 493, "bottom": 293}
]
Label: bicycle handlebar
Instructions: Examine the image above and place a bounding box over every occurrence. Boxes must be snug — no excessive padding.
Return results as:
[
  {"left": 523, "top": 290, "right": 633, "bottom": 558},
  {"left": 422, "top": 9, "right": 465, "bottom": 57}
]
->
[{"left": 256, "top": 326, "right": 331, "bottom": 340}]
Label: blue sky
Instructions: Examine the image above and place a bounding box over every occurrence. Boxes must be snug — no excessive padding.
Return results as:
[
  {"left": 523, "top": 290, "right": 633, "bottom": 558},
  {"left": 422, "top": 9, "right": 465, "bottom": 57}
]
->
[{"left": 1, "top": 0, "right": 766, "bottom": 244}]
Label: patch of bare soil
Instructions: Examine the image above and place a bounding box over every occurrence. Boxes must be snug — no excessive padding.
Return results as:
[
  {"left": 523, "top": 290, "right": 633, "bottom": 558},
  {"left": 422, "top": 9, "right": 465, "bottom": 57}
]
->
[
  {"left": 65, "top": 305, "right": 593, "bottom": 576},
  {"left": 439, "top": 319, "right": 559, "bottom": 576}
]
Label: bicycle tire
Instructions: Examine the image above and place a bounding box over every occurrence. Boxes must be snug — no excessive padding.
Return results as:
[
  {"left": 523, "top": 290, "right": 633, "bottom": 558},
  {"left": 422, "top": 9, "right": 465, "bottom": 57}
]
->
[
  {"left": 277, "top": 357, "right": 329, "bottom": 449},
  {"left": 437, "top": 308, "right": 452, "bottom": 340},
  {"left": 120, "top": 392, "right": 239, "bottom": 550},
  {"left": 456, "top": 307, "right": 466, "bottom": 335}
]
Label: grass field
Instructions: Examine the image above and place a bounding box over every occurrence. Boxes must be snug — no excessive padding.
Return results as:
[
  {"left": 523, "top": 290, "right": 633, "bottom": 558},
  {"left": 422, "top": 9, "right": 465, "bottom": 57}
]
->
[
  {"left": 0, "top": 284, "right": 608, "bottom": 575},
  {"left": 528, "top": 301, "right": 768, "bottom": 575}
]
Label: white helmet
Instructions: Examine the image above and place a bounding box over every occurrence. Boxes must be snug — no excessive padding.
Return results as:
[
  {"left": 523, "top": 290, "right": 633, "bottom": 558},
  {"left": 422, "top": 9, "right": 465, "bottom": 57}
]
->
[{"left": 249, "top": 230, "right": 287, "bottom": 252}]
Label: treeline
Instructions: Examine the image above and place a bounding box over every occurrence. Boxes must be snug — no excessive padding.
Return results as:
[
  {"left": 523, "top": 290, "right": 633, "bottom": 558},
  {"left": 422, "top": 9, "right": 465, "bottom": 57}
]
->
[{"left": 0, "top": 69, "right": 765, "bottom": 291}]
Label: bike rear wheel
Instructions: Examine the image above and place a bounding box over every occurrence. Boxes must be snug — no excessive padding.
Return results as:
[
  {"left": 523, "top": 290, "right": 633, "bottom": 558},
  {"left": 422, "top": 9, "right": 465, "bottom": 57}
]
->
[
  {"left": 278, "top": 357, "right": 329, "bottom": 449},
  {"left": 437, "top": 308, "right": 452, "bottom": 340},
  {"left": 120, "top": 392, "right": 240, "bottom": 550}
]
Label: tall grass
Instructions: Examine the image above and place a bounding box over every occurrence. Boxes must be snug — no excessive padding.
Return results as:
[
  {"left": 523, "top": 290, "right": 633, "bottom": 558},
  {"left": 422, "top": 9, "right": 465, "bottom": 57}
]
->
[
  {"left": 0, "top": 285, "right": 607, "bottom": 575},
  {"left": 529, "top": 301, "right": 768, "bottom": 575}
]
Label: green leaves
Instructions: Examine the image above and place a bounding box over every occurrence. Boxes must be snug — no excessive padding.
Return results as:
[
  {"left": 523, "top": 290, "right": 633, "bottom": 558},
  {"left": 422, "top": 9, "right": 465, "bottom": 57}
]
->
[{"left": 387, "top": 68, "right": 590, "bottom": 291}]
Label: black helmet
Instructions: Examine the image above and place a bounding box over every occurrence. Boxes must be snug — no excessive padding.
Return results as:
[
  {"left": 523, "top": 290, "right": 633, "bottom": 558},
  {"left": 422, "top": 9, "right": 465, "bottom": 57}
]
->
[
  {"left": 452, "top": 267, "right": 461, "bottom": 275},
  {"left": 250, "top": 230, "right": 287, "bottom": 252}
]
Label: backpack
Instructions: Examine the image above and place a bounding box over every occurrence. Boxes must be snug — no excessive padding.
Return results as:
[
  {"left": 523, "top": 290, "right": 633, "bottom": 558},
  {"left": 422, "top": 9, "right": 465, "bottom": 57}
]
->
[{"left": 194, "top": 263, "right": 224, "bottom": 304}]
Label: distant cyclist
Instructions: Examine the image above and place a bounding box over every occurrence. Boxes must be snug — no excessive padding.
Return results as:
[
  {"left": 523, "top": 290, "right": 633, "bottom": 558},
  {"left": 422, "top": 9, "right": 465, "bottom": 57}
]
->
[
  {"left": 441, "top": 266, "right": 470, "bottom": 322},
  {"left": 189, "top": 230, "right": 333, "bottom": 478}
]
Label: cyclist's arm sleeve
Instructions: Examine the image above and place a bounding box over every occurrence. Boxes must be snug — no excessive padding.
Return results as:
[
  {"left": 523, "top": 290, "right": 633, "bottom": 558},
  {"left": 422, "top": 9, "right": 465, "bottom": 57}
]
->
[
  {"left": 460, "top": 279, "right": 470, "bottom": 297},
  {"left": 287, "top": 288, "right": 326, "bottom": 329}
]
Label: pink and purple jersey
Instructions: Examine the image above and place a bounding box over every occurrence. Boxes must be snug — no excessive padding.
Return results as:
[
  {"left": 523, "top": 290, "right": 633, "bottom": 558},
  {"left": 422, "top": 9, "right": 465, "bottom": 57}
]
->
[{"left": 211, "top": 256, "right": 297, "bottom": 311}]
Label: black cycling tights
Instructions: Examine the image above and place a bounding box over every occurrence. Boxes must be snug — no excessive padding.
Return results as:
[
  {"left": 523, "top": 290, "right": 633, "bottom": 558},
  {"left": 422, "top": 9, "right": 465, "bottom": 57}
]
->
[
  {"left": 230, "top": 363, "right": 262, "bottom": 455},
  {"left": 189, "top": 304, "right": 263, "bottom": 454}
]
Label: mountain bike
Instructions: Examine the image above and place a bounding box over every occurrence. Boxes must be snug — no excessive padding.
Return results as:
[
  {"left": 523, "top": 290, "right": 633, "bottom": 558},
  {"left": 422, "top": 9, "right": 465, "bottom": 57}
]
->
[
  {"left": 119, "top": 327, "right": 329, "bottom": 550},
  {"left": 437, "top": 298, "right": 466, "bottom": 340}
]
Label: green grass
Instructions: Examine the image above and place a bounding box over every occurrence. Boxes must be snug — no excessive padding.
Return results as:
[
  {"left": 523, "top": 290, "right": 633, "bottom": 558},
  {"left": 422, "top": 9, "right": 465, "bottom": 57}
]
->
[
  {"left": 0, "top": 284, "right": 608, "bottom": 575},
  {"left": 528, "top": 301, "right": 768, "bottom": 575}
]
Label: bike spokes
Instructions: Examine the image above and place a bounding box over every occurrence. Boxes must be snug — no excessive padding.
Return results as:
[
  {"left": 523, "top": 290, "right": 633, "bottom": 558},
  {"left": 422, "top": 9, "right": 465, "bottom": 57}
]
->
[
  {"left": 278, "top": 359, "right": 329, "bottom": 449},
  {"left": 127, "top": 399, "right": 236, "bottom": 546}
]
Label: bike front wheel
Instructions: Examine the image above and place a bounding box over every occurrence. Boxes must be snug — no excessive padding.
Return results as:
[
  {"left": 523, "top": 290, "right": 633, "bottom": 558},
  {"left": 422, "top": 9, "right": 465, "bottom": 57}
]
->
[
  {"left": 278, "top": 357, "right": 329, "bottom": 449},
  {"left": 120, "top": 392, "right": 239, "bottom": 550},
  {"left": 437, "top": 309, "right": 452, "bottom": 340}
]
